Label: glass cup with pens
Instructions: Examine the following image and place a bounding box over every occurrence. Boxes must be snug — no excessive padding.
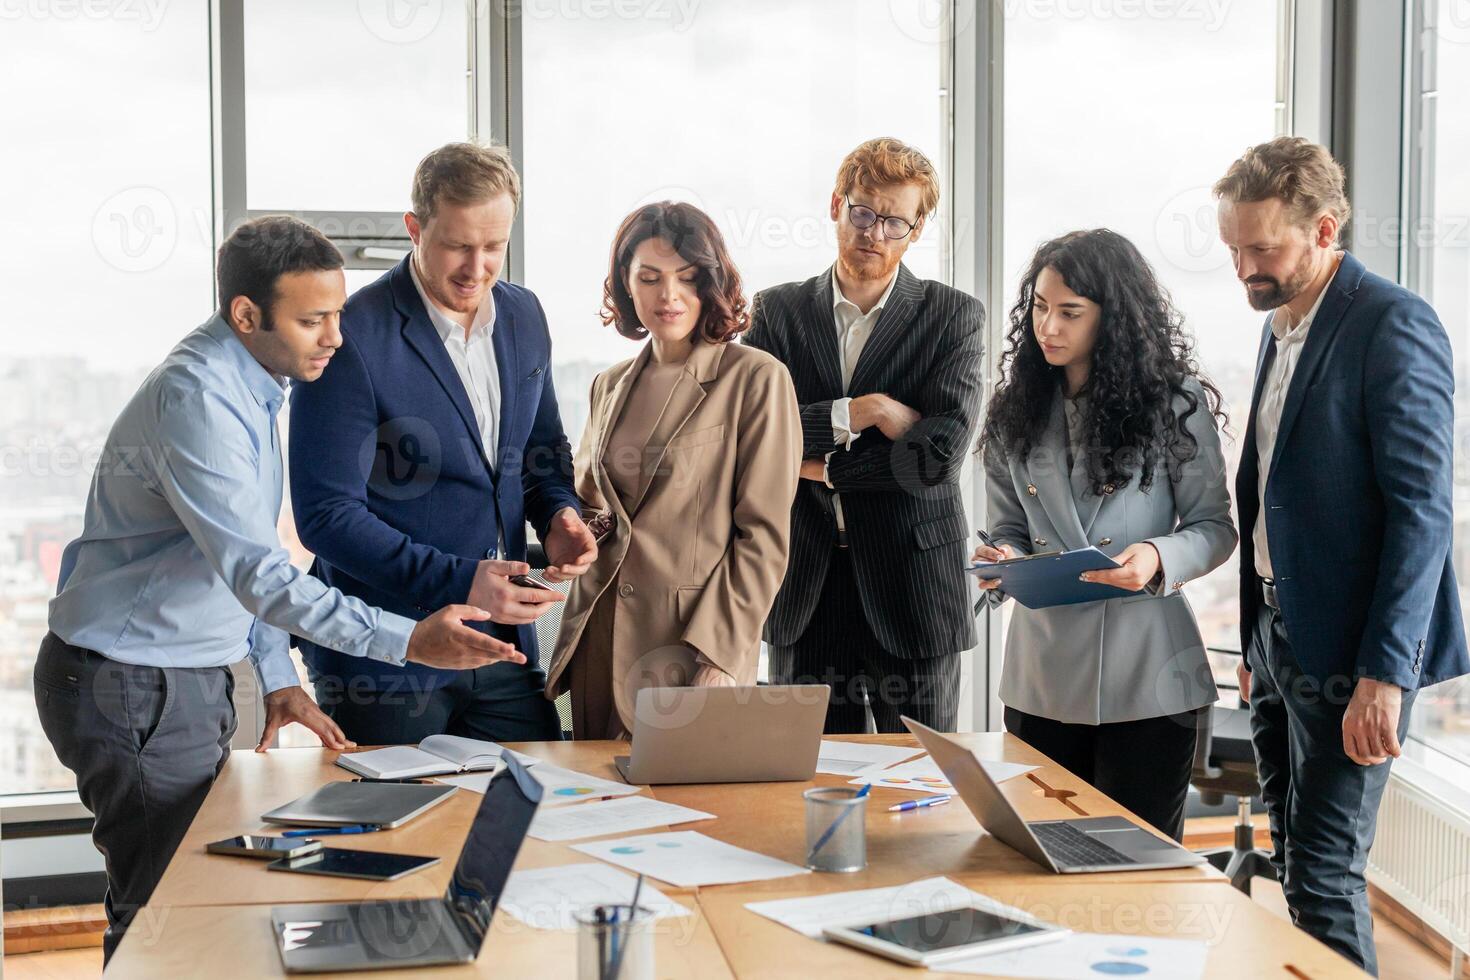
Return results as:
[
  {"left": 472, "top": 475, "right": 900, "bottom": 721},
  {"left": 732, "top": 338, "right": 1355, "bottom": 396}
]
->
[
  {"left": 576, "top": 874, "right": 654, "bottom": 980},
  {"left": 803, "top": 785, "right": 870, "bottom": 872}
]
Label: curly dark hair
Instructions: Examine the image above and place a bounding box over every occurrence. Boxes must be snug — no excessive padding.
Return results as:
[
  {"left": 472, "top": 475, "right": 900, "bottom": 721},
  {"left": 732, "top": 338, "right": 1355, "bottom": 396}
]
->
[
  {"left": 600, "top": 201, "right": 748, "bottom": 343},
  {"left": 979, "top": 229, "right": 1227, "bottom": 496}
]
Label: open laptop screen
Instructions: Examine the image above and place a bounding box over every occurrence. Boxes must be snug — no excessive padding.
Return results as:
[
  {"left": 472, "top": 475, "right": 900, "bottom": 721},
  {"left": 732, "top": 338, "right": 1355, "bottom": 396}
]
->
[{"left": 445, "top": 752, "right": 544, "bottom": 949}]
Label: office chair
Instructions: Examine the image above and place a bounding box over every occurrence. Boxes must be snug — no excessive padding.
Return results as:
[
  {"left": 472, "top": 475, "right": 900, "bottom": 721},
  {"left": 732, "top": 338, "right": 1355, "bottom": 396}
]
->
[
  {"left": 1191, "top": 647, "right": 1277, "bottom": 896},
  {"left": 527, "top": 542, "right": 574, "bottom": 736}
]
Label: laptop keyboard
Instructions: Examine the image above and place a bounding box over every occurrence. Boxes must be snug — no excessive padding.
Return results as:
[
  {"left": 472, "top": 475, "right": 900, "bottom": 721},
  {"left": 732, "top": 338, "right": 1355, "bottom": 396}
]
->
[{"left": 1029, "top": 821, "right": 1136, "bottom": 867}]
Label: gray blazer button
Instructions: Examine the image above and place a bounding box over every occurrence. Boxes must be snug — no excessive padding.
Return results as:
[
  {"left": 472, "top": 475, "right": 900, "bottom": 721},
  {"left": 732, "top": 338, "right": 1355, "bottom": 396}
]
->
[
  {"left": 1034, "top": 537, "right": 1047, "bottom": 546},
  {"left": 1103, "top": 483, "right": 1116, "bottom": 495},
  {"left": 618, "top": 583, "right": 634, "bottom": 598},
  {"left": 1026, "top": 484, "right": 1038, "bottom": 496},
  {"left": 1099, "top": 537, "right": 1112, "bottom": 546}
]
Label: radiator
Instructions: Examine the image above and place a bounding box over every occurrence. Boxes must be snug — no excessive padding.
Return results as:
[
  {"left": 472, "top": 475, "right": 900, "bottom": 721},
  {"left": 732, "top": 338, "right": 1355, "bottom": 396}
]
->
[{"left": 1367, "top": 772, "right": 1470, "bottom": 955}]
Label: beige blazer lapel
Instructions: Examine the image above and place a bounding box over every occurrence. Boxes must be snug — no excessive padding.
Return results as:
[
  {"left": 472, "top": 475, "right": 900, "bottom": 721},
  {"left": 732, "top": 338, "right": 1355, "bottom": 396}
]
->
[
  {"left": 590, "top": 347, "right": 649, "bottom": 527},
  {"left": 629, "top": 340, "right": 723, "bottom": 514}
]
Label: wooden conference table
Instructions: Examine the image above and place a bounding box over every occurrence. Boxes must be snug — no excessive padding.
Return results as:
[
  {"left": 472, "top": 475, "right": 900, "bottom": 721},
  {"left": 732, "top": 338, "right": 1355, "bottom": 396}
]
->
[{"left": 106, "top": 733, "right": 1363, "bottom": 978}]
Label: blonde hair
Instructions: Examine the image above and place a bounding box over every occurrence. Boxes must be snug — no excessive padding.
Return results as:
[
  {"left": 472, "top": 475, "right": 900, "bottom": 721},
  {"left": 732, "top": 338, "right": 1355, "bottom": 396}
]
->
[
  {"left": 411, "top": 141, "right": 521, "bottom": 222},
  {"left": 834, "top": 137, "right": 941, "bottom": 218},
  {"left": 1213, "top": 136, "right": 1350, "bottom": 237}
]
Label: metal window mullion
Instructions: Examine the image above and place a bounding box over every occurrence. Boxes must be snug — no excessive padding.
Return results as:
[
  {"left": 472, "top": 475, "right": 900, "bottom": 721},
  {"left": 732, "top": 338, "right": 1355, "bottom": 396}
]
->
[
  {"left": 209, "top": 0, "right": 247, "bottom": 252},
  {"left": 483, "top": 0, "right": 524, "bottom": 285},
  {"left": 954, "top": 0, "right": 1004, "bottom": 733}
]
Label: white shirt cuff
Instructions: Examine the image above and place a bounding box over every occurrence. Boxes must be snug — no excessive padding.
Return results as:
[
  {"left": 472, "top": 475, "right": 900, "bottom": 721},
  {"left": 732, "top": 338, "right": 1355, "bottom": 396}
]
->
[
  {"left": 823, "top": 451, "right": 835, "bottom": 489},
  {"left": 831, "top": 397, "right": 861, "bottom": 449}
]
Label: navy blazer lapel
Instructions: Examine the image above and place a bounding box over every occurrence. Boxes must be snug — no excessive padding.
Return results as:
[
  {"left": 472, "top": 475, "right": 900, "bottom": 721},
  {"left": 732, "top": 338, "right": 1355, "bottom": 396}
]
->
[
  {"left": 1239, "top": 318, "right": 1276, "bottom": 470},
  {"left": 1268, "top": 252, "right": 1363, "bottom": 476},
  {"left": 804, "top": 271, "right": 845, "bottom": 398},
  {"left": 390, "top": 257, "right": 496, "bottom": 479},
  {"left": 491, "top": 284, "right": 519, "bottom": 476},
  {"left": 848, "top": 264, "right": 922, "bottom": 395}
]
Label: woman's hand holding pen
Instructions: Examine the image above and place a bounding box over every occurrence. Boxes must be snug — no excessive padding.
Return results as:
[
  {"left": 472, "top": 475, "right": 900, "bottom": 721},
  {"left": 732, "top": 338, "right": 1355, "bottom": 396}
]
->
[{"left": 970, "top": 540, "right": 1014, "bottom": 592}]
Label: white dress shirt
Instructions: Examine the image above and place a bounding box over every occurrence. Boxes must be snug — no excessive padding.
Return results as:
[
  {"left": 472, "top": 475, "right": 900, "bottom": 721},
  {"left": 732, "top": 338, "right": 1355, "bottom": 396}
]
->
[
  {"left": 1253, "top": 257, "right": 1338, "bottom": 579},
  {"left": 830, "top": 266, "right": 900, "bottom": 448},
  {"left": 410, "top": 254, "right": 501, "bottom": 467},
  {"left": 825, "top": 267, "right": 899, "bottom": 531}
]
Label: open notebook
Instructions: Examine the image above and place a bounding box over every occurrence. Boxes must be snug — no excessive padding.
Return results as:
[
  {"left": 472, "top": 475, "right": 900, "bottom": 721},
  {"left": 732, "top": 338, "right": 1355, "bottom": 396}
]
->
[{"left": 335, "top": 735, "right": 541, "bottom": 780}]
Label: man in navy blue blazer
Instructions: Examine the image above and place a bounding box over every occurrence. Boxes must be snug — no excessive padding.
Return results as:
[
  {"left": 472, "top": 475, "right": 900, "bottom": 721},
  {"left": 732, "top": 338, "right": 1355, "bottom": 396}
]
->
[
  {"left": 288, "top": 142, "right": 597, "bottom": 745},
  {"left": 1217, "top": 137, "right": 1468, "bottom": 975}
]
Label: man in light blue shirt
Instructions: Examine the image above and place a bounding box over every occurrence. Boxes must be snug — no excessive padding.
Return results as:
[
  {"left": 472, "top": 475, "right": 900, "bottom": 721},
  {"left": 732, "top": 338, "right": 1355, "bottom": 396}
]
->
[{"left": 34, "top": 216, "right": 520, "bottom": 962}]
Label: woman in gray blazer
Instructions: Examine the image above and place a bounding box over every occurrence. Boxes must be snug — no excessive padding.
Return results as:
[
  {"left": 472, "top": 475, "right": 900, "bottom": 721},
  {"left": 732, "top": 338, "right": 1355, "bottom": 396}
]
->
[{"left": 975, "top": 229, "right": 1236, "bottom": 841}]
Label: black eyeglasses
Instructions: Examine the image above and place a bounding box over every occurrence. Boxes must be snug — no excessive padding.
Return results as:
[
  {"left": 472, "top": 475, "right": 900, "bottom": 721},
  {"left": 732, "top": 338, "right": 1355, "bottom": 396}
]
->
[{"left": 845, "top": 196, "right": 918, "bottom": 240}]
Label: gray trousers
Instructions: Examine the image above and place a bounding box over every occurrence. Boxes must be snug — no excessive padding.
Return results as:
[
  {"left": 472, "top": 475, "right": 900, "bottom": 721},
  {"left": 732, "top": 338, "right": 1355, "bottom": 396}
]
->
[
  {"left": 33, "top": 632, "right": 236, "bottom": 963},
  {"left": 1247, "top": 603, "right": 1415, "bottom": 978}
]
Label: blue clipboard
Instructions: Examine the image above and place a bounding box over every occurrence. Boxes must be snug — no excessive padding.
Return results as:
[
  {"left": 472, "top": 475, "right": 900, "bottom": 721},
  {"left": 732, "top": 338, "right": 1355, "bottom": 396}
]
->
[{"left": 967, "top": 546, "right": 1143, "bottom": 609}]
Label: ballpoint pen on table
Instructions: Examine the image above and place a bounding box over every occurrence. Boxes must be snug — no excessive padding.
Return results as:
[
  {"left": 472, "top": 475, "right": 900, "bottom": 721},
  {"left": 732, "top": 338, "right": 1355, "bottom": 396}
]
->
[
  {"left": 887, "top": 794, "right": 952, "bottom": 813},
  {"left": 280, "top": 824, "right": 383, "bottom": 837},
  {"left": 807, "top": 783, "right": 871, "bottom": 864}
]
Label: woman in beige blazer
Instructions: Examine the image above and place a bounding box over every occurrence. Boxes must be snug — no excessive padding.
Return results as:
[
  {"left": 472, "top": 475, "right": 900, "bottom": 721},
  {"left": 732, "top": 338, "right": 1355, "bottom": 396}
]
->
[{"left": 546, "top": 202, "right": 801, "bottom": 739}]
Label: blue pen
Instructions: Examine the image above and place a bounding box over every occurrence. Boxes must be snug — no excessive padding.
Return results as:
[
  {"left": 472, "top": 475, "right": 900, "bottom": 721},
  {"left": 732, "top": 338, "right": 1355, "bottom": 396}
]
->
[
  {"left": 887, "top": 794, "right": 952, "bottom": 813},
  {"left": 808, "top": 784, "right": 871, "bottom": 863},
  {"left": 281, "top": 824, "right": 383, "bottom": 838}
]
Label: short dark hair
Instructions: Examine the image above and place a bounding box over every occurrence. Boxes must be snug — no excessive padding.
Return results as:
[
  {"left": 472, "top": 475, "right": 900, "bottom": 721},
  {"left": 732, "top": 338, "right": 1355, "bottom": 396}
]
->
[
  {"left": 216, "top": 216, "right": 343, "bottom": 329},
  {"left": 600, "top": 202, "right": 748, "bottom": 344}
]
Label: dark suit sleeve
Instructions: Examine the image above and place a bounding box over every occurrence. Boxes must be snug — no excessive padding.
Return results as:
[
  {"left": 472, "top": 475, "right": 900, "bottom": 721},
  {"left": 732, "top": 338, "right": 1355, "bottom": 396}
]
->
[
  {"left": 825, "top": 295, "right": 985, "bottom": 493},
  {"left": 746, "top": 290, "right": 838, "bottom": 459},
  {"left": 289, "top": 333, "right": 478, "bottom": 611},
  {"left": 520, "top": 293, "right": 581, "bottom": 538},
  {"left": 1356, "top": 299, "right": 1456, "bottom": 689}
]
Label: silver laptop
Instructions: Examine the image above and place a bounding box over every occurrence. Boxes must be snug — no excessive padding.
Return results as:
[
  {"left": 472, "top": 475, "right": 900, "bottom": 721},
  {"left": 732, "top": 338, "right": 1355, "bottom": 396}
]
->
[
  {"left": 270, "top": 753, "right": 542, "bottom": 973},
  {"left": 903, "top": 717, "right": 1206, "bottom": 873},
  {"left": 614, "top": 685, "right": 830, "bottom": 784}
]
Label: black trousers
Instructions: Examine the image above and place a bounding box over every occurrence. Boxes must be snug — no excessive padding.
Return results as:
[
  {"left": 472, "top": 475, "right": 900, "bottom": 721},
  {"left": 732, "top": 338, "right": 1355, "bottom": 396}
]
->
[
  {"left": 1003, "top": 704, "right": 1200, "bottom": 842},
  {"left": 308, "top": 659, "right": 563, "bottom": 745},
  {"left": 769, "top": 548, "right": 962, "bottom": 734},
  {"left": 33, "top": 633, "right": 236, "bottom": 964},
  {"left": 1247, "top": 598, "right": 1414, "bottom": 977}
]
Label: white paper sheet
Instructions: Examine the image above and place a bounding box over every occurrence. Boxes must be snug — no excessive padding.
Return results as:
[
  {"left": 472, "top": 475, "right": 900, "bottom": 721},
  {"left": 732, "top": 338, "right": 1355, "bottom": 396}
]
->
[
  {"left": 947, "top": 932, "right": 1208, "bottom": 979},
  {"left": 497, "top": 863, "right": 690, "bottom": 931},
  {"left": 743, "top": 876, "right": 999, "bottom": 939},
  {"left": 530, "top": 763, "right": 643, "bottom": 805},
  {"left": 529, "top": 796, "right": 716, "bottom": 842},
  {"left": 438, "top": 762, "right": 638, "bottom": 805},
  {"left": 814, "top": 740, "right": 925, "bottom": 776},
  {"left": 846, "top": 755, "right": 1037, "bottom": 794},
  {"left": 572, "top": 831, "right": 810, "bottom": 887}
]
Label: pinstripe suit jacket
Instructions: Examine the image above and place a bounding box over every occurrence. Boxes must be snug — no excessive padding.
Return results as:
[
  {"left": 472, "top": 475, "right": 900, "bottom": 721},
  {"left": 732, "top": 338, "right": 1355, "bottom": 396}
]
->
[{"left": 744, "top": 263, "right": 986, "bottom": 659}]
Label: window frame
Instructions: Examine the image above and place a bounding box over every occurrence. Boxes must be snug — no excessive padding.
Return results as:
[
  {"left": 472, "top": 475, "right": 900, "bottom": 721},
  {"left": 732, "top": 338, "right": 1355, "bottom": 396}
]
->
[{"left": 209, "top": 0, "right": 508, "bottom": 277}]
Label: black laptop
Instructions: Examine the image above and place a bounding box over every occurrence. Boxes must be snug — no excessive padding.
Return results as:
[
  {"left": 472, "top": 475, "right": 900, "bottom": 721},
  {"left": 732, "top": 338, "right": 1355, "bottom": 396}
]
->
[{"left": 270, "top": 753, "right": 543, "bottom": 973}]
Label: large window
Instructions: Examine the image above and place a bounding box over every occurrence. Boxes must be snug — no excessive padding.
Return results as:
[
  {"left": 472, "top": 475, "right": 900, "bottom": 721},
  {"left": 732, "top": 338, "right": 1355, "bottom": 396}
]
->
[
  {"left": 520, "top": 0, "right": 951, "bottom": 449},
  {"left": 1406, "top": 0, "right": 1470, "bottom": 767},
  {"left": 0, "top": 7, "right": 214, "bottom": 794},
  {"left": 1000, "top": 0, "right": 1289, "bottom": 689}
]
